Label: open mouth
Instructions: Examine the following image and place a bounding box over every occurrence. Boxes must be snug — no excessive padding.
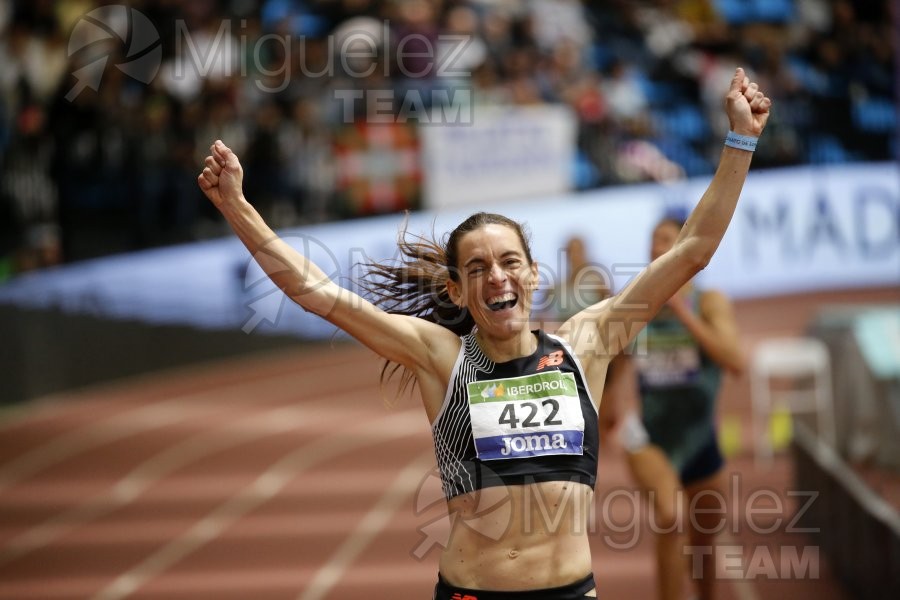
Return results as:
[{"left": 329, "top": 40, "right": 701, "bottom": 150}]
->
[{"left": 487, "top": 293, "right": 518, "bottom": 312}]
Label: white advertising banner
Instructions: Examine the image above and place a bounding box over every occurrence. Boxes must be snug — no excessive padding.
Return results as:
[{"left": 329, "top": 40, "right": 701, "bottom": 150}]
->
[
  {"left": 0, "top": 163, "right": 896, "bottom": 338},
  {"left": 704, "top": 163, "right": 899, "bottom": 297},
  {"left": 421, "top": 105, "right": 577, "bottom": 210}
]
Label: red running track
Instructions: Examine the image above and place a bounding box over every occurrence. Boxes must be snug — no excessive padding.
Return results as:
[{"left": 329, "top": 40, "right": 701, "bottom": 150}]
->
[{"left": 1, "top": 287, "right": 894, "bottom": 599}]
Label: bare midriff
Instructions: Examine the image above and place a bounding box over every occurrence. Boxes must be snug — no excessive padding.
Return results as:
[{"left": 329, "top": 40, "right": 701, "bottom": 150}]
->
[{"left": 439, "top": 480, "right": 597, "bottom": 596}]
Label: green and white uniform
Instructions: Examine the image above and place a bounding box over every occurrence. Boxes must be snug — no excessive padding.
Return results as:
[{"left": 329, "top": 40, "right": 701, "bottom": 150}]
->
[{"left": 632, "top": 288, "right": 724, "bottom": 484}]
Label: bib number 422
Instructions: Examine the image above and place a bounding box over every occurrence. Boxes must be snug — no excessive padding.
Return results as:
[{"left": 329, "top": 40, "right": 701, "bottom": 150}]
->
[{"left": 498, "top": 399, "right": 563, "bottom": 429}]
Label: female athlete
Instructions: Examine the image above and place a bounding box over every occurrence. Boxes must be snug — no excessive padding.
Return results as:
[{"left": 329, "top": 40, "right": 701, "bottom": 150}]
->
[
  {"left": 604, "top": 215, "right": 745, "bottom": 600},
  {"left": 197, "top": 68, "right": 770, "bottom": 599}
]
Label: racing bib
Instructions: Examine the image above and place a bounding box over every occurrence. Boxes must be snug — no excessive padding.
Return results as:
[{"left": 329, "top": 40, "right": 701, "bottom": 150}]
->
[
  {"left": 634, "top": 331, "right": 701, "bottom": 388},
  {"left": 467, "top": 371, "right": 585, "bottom": 461}
]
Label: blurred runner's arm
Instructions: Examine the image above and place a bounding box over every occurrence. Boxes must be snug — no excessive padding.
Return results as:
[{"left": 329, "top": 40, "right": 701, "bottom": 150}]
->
[{"left": 668, "top": 289, "right": 745, "bottom": 374}]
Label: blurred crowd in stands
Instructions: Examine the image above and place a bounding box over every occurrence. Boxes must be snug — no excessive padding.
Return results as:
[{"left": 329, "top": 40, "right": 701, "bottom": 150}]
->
[{"left": 0, "top": 0, "right": 895, "bottom": 277}]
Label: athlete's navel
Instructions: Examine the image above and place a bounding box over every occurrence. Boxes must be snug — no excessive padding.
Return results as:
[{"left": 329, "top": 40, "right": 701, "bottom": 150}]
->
[{"left": 507, "top": 547, "right": 520, "bottom": 559}]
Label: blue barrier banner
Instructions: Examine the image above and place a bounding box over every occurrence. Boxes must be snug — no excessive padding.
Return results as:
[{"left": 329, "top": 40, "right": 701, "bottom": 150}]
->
[{"left": 1, "top": 163, "right": 896, "bottom": 339}]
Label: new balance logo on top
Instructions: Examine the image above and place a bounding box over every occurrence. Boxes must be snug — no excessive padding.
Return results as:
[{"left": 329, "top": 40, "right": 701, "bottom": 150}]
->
[
  {"left": 536, "top": 350, "right": 564, "bottom": 371},
  {"left": 450, "top": 594, "right": 478, "bottom": 600}
]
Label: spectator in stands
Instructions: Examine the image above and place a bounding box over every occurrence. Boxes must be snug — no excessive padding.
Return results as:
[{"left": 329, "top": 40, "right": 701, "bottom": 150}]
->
[
  {"left": 0, "top": 102, "right": 60, "bottom": 271},
  {"left": 0, "top": 0, "right": 892, "bottom": 269}
]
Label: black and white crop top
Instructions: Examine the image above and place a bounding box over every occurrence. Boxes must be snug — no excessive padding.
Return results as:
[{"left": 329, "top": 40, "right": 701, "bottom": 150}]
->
[{"left": 431, "top": 329, "right": 599, "bottom": 500}]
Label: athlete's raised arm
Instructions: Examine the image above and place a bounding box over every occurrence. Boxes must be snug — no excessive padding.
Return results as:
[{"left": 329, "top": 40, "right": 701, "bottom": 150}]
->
[
  {"left": 197, "top": 140, "right": 456, "bottom": 372},
  {"left": 561, "top": 67, "right": 770, "bottom": 367}
]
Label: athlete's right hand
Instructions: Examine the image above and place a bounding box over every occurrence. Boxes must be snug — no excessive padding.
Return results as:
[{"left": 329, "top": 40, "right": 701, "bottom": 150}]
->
[{"left": 198, "top": 140, "right": 245, "bottom": 209}]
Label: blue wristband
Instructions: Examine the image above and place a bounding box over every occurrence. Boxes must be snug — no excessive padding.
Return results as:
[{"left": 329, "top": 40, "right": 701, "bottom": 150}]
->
[{"left": 724, "top": 130, "right": 758, "bottom": 151}]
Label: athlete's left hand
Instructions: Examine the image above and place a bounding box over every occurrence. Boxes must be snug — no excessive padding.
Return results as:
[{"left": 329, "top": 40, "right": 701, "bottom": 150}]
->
[{"left": 725, "top": 67, "right": 771, "bottom": 137}]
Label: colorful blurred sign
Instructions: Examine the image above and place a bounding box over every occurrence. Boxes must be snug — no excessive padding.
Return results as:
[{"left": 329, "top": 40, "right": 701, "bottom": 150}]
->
[{"left": 333, "top": 122, "right": 421, "bottom": 215}]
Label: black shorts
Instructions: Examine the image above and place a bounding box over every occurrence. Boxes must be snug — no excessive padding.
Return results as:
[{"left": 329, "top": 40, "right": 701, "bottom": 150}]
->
[
  {"left": 678, "top": 431, "right": 724, "bottom": 487},
  {"left": 433, "top": 573, "right": 596, "bottom": 600}
]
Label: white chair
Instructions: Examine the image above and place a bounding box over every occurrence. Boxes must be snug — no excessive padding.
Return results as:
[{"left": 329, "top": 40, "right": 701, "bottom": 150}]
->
[{"left": 750, "top": 337, "right": 836, "bottom": 467}]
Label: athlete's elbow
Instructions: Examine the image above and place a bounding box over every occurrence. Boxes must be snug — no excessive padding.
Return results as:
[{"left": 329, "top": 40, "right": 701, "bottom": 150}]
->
[
  {"left": 673, "top": 235, "right": 713, "bottom": 272},
  {"left": 683, "top": 245, "right": 714, "bottom": 275}
]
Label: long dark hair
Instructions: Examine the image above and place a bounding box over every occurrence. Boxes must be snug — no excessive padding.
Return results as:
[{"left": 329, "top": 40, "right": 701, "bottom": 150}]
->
[{"left": 360, "top": 212, "right": 534, "bottom": 393}]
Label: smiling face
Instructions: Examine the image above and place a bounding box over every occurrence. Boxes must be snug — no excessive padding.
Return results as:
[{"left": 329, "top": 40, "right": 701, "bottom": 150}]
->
[{"left": 447, "top": 223, "right": 538, "bottom": 340}]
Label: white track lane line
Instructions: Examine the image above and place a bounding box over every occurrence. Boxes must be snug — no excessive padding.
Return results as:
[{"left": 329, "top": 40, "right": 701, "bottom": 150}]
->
[
  {"left": 90, "top": 411, "right": 426, "bottom": 600},
  {"left": 0, "top": 361, "right": 375, "bottom": 492},
  {"left": 0, "top": 402, "right": 207, "bottom": 493},
  {"left": 0, "top": 347, "right": 373, "bottom": 434},
  {"left": 0, "top": 396, "right": 393, "bottom": 564},
  {"left": 298, "top": 450, "right": 435, "bottom": 600}
]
